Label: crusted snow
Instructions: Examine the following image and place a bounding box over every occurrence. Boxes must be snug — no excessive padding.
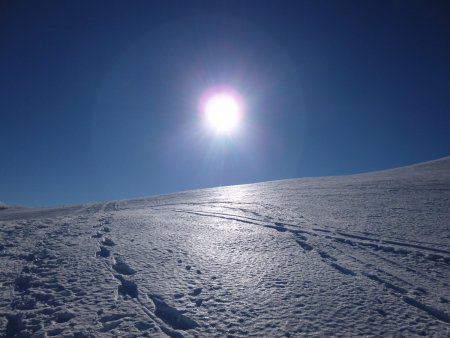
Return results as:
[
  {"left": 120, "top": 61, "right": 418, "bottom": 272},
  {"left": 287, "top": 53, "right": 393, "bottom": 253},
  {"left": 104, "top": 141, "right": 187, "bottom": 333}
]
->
[{"left": 0, "top": 157, "right": 449, "bottom": 337}]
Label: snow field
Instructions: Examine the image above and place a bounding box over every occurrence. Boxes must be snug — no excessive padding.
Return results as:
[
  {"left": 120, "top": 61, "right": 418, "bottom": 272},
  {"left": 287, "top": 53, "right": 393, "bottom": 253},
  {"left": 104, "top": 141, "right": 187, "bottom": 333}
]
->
[{"left": 1, "top": 157, "right": 449, "bottom": 337}]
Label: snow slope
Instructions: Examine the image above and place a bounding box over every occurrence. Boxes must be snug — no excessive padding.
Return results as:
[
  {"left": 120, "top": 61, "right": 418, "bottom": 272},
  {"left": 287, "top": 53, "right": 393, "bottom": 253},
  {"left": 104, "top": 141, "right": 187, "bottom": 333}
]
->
[{"left": 1, "top": 157, "right": 449, "bottom": 337}]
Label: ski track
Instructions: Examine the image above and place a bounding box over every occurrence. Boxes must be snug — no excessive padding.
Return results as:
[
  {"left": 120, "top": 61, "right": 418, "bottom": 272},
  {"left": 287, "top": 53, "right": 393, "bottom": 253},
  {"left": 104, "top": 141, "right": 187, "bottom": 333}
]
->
[
  {"left": 1, "top": 157, "right": 450, "bottom": 336},
  {"left": 163, "top": 204, "right": 450, "bottom": 325}
]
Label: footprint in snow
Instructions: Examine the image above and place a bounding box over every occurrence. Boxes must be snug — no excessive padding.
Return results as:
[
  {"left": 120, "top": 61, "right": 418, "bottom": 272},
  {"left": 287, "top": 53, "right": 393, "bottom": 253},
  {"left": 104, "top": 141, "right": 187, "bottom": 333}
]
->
[
  {"left": 112, "top": 257, "right": 136, "bottom": 275},
  {"left": 149, "top": 294, "right": 198, "bottom": 330},
  {"left": 190, "top": 288, "right": 202, "bottom": 296},
  {"left": 91, "top": 231, "right": 103, "bottom": 238},
  {"left": 96, "top": 246, "right": 110, "bottom": 258},
  {"left": 115, "top": 275, "right": 138, "bottom": 298},
  {"left": 102, "top": 237, "right": 115, "bottom": 246}
]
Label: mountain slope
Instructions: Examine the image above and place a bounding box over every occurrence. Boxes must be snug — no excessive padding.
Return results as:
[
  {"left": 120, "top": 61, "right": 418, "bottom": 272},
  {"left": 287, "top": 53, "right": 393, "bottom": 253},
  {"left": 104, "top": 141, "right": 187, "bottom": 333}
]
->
[{"left": 1, "top": 157, "right": 449, "bottom": 337}]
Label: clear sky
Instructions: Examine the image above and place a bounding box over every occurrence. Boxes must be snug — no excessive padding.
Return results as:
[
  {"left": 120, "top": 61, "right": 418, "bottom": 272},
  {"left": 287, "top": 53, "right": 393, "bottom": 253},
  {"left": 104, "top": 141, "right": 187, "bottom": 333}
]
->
[{"left": 1, "top": 1, "right": 449, "bottom": 207}]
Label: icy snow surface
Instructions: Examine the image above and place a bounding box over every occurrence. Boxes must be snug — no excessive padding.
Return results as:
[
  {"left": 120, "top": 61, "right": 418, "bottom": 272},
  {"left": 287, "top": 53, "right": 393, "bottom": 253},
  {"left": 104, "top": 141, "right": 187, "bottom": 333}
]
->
[{"left": 1, "top": 157, "right": 449, "bottom": 337}]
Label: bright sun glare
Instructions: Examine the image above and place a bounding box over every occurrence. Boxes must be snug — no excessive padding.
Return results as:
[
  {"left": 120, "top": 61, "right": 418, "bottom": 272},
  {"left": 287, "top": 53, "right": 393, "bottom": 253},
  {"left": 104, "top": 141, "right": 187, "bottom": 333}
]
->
[{"left": 201, "top": 88, "right": 243, "bottom": 134}]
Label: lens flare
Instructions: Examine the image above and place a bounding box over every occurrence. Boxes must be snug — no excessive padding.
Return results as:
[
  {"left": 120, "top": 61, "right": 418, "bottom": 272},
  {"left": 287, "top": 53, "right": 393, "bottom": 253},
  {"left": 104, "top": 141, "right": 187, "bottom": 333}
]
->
[{"left": 200, "top": 86, "right": 244, "bottom": 135}]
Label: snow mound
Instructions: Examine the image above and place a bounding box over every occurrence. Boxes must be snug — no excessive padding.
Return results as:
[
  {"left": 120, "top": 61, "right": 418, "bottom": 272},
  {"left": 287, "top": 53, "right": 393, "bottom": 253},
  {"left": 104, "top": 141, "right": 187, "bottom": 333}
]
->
[{"left": 0, "top": 157, "right": 449, "bottom": 337}]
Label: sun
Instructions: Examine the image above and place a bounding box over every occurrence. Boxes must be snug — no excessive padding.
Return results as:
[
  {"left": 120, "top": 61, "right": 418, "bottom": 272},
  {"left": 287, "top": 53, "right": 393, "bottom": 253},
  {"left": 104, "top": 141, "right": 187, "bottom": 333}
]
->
[
  {"left": 200, "top": 87, "right": 243, "bottom": 134},
  {"left": 205, "top": 93, "right": 240, "bottom": 132}
]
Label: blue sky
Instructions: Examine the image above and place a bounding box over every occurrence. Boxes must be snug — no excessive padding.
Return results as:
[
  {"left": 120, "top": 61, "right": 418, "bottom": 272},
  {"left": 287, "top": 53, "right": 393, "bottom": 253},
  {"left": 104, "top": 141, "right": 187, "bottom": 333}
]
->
[{"left": 1, "top": 1, "right": 449, "bottom": 207}]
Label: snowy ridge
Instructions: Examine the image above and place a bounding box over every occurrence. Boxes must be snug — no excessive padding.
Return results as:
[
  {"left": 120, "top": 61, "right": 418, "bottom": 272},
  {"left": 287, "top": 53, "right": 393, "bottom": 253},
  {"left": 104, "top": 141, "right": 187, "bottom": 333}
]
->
[{"left": 1, "top": 157, "right": 449, "bottom": 337}]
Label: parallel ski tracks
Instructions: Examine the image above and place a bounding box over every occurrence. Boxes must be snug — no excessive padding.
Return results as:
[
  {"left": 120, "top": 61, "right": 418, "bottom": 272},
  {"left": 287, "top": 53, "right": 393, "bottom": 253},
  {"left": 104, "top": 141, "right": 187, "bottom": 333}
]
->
[{"left": 152, "top": 203, "right": 450, "bottom": 324}]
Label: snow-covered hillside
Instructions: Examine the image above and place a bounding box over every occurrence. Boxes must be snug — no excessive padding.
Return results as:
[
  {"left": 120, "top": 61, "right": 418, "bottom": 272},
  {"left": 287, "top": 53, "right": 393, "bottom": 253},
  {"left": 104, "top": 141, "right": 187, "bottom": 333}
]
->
[{"left": 1, "top": 157, "right": 449, "bottom": 337}]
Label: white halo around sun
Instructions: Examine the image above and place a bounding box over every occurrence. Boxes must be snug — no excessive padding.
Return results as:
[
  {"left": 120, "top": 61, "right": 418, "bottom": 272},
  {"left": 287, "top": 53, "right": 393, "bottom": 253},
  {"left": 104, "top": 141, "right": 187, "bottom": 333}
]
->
[{"left": 200, "top": 87, "right": 244, "bottom": 134}]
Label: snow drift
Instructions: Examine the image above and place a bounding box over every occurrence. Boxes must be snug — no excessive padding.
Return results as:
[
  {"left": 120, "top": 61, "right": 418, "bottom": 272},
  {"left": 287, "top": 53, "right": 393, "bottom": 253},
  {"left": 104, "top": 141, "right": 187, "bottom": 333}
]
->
[{"left": 1, "top": 157, "right": 449, "bottom": 337}]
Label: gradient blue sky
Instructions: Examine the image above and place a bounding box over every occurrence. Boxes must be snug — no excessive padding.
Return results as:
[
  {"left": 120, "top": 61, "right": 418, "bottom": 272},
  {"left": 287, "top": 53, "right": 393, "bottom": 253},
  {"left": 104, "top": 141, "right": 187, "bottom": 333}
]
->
[{"left": 1, "top": 1, "right": 449, "bottom": 207}]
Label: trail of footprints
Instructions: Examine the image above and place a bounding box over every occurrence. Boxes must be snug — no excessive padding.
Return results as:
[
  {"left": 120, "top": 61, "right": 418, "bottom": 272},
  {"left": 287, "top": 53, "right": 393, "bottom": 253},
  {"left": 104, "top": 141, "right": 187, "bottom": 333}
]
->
[
  {"left": 92, "top": 216, "right": 202, "bottom": 336},
  {"left": 92, "top": 217, "right": 139, "bottom": 306}
]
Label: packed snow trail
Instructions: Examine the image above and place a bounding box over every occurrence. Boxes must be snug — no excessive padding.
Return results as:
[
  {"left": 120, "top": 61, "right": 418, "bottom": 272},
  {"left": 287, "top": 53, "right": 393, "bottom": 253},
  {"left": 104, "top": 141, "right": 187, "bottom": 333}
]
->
[{"left": 1, "top": 157, "right": 449, "bottom": 337}]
